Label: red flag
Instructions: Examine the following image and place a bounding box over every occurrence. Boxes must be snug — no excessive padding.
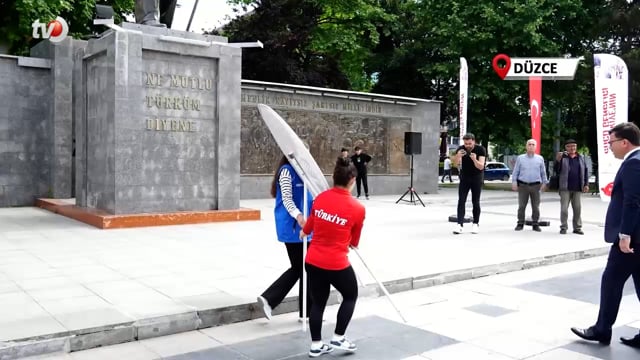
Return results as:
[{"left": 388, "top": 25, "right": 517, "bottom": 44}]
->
[{"left": 529, "top": 77, "right": 542, "bottom": 154}]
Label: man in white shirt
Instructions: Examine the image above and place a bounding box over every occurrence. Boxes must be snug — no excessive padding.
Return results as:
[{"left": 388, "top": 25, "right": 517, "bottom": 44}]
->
[{"left": 441, "top": 157, "right": 452, "bottom": 183}]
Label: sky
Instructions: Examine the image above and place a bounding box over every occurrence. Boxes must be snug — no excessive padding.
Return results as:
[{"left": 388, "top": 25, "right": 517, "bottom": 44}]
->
[{"left": 171, "top": 0, "right": 249, "bottom": 32}]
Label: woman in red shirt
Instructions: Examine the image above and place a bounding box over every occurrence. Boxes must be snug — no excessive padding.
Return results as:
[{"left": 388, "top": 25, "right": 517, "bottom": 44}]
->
[{"left": 300, "top": 157, "right": 366, "bottom": 357}]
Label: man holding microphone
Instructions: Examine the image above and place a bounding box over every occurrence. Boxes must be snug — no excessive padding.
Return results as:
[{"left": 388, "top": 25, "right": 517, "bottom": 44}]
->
[{"left": 453, "top": 133, "right": 486, "bottom": 234}]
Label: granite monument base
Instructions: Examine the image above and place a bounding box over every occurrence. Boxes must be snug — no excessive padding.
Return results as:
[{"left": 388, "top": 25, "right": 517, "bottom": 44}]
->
[{"left": 36, "top": 198, "right": 259, "bottom": 229}]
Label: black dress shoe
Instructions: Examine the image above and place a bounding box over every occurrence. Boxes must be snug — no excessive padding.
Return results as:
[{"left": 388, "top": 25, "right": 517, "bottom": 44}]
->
[
  {"left": 532, "top": 225, "right": 541, "bottom": 232},
  {"left": 571, "top": 327, "right": 611, "bottom": 345},
  {"left": 620, "top": 334, "right": 640, "bottom": 348},
  {"left": 515, "top": 224, "right": 524, "bottom": 231},
  {"left": 560, "top": 229, "right": 567, "bottom": 234},
  {"left": 573, "top": 229, "right": 584, "bottom": 235}
]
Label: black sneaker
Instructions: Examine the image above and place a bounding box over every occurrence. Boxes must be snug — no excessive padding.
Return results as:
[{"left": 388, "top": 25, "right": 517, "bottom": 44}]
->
[
  {"left": 560, "top": 229, "right": 567, "bottom": 234},
  {"left": 573, "top": 229, "right": 584, "bottom": 235},
  {"left": 515, "top": 224, "right": 524, "bottom": 231},
  {"left": 309, "top": 344, "right": 333, "bottom": 357}
]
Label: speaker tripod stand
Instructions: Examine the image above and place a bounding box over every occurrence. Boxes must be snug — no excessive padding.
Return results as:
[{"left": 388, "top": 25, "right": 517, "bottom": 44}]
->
[{"left": 396, "top": 154, "right": 425, "bottom": 207}]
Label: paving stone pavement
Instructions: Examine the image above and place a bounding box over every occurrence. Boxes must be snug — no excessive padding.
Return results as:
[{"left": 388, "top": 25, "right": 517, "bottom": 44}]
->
[
  {"left": 0, "top": 187, "right": 617, "bottom": 357},
  {"left": 24, "top": 256, "right": 640, "bottom": 359}
]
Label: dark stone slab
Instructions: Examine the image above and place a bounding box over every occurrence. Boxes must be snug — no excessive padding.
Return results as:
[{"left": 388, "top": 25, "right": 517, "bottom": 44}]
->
[
  {"left": 464, "top": 304, "right": 517, "bottom": 317},
  {"left": 562, "top": 326, "right": 640, "bottom": 360},
  {"left": 162, "top": 345, "right": 251, "bottom": 360},
  {"left": 516, "top": 269, "right": 635, "bottom": 304},
  {"left": 161, "top": 316, "right": 457, "bottom": 360}
]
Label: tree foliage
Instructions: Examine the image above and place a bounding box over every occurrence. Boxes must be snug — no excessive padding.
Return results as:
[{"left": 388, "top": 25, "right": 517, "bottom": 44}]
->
[
  {"left": 0, "top": 0, "right": 134, "bottom": 55},
  {"left": 2, "top": 0, "right": 639, "bottom": 160},
  {"left": 370, "top": 0, "right": 609, "bottom": 159},
  {"left": 219, "top": 0, "right": 393, "bottom": 90}
]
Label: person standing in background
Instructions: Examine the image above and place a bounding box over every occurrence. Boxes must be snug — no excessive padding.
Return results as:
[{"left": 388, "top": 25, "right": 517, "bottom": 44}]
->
[
  {"left": 511, "top": 139, "right": 548, "bottom": 232},
  {"left": 350, "top": 146, "right": 372, "bottom": 199},
  {"left": 453, "top": 133, "right": 486, "bottom": 234},
  {"left": 554, "top": 139, "right": 589, "bottom": 235},
  {"left": 442, "top": 156, "right": 453, "bottom": 183},
  {"left": 341, "top": 148, "right": 350, "bottom": 160}
]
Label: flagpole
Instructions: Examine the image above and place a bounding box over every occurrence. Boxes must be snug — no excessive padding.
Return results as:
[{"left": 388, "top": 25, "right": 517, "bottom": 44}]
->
[{"left": 302, "top": 183, "right": 308, "bottom": 332}]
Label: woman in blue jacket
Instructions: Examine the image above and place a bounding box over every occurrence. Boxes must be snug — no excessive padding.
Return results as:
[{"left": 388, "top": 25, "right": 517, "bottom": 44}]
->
[{"left": 257, "top": 155, "right": 313, "bottom": 321}]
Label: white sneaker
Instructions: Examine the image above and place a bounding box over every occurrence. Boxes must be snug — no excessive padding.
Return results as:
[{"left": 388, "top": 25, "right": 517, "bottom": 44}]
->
[
  {"left": 453, "top": 224, "right": 463, "bottom": 234},
  {"left": 257, "top": 296, "right": 272, "bottom": 320},
  {"left": 471, "top": 223, "right": 479, "bottom": 234},
  {"left": 308, "top": 343, "right": 333, "bottom": 357},
  {"left": 330, "top": 337, "right": 357, "bottom": 352}
]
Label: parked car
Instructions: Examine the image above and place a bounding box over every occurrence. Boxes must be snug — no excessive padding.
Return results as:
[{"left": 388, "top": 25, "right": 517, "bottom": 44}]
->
[{"left": 484, "top": 162, "right": 511, "bottom": 181}]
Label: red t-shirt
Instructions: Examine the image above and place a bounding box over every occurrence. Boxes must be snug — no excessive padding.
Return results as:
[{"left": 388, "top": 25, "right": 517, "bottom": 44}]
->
[{"left": 303, "top": 187, "right": 366, "bottom": 270}]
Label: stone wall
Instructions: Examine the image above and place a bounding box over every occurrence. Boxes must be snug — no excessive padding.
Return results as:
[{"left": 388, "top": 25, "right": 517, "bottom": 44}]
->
[
  {"left": 0, "top": 56, "right": 52, "bottom": 206},
  {"left": 0, "top": 31, "right": 440, "bottom": 209},
  {"left": 239, "top": 82, "right": 441, "bottom": 198},
  {"left": 74, "top": 24, "right": 241, "bottom": 214}
]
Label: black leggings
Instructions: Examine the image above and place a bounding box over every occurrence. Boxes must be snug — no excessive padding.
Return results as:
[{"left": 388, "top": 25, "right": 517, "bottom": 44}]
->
[
  {"left": 261, "top": 242, "right": 311, "bottom": 317},
  {"left": 457, "top": 175, "right": 483, "bottom": 224},
  {"left": 305, "top": 263, "right": 358, "bottom": 341}
]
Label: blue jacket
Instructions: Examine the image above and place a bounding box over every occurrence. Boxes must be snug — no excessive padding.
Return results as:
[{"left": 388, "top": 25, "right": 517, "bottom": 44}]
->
[
  {"left": 604, "top": 149, "right": 640, "bottom": 244},
  {"left": 274, "top": 164, "right": 314, "bottom": 243}
]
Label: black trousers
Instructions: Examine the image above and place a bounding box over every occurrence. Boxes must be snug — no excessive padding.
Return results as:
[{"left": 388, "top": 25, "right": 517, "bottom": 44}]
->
[
  {"left": 594, "top": 244, "right": 640, "bottom": 336},
  {"left": 441, "top": 169, "right": 452, "bottom": 182},
  {"left": 356, "top": 172, "right": 368, "bottom": 196},
  {"left": 261, "top": 242, "right": 312, "bottom": 317},
  {"left": 457, "top": 174, "right": 483, "bottom": 225},
  {"left": 306, "top": 263, "right": 358, "bottom": 342}
]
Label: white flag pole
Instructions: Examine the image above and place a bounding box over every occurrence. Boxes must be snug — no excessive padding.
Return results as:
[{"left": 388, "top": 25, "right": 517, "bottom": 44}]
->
[
  {"left": 459, "top": 57, "right": 468, "bottom": 146},
  {"left": 302, "top": 182, "right": 308, "bottom": 332},
  {"left": 353, "top": 248, "right": 407, "bottom": 323}
]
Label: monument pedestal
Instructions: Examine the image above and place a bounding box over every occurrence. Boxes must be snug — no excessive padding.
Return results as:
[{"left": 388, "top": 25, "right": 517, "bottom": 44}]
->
[
  {"left": 36, "top": 198, "right": 259, "bottom": 229},
  {"left": 73, "top": 23, "right": 242, "bottom": 215}
]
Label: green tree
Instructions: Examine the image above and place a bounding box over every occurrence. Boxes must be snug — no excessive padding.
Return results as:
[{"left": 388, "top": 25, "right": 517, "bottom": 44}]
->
[
  {"left": 369, "top": 0, "right": 608, "bottom": 157},
  {"left": 220, "top": 0, "right": 393, "bottom": 90},
  {"left": 0, "top": 0, "right": 134, "bottom": 55}
]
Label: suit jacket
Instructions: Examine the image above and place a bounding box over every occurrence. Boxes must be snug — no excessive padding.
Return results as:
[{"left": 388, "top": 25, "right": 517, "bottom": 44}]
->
[{"left": 604, "top": 149, "right": 640, "bottom": 244}]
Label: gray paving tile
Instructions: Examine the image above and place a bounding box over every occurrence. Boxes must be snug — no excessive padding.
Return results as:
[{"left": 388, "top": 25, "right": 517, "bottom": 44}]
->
[
  {"left": 464, "top": 304, "right": 517, "bottom": 317},
  {"left": 561, "top": 326, "right": 640, "bottom": 360},
  {"left": 162, "top": 346, "right": 250, "bottom": 360},
  {"left": 516, "top": 269, "right": 636, "bottom": 304},
  {"left": 159, "top": 316, "right": 456, "bottom": 360}
]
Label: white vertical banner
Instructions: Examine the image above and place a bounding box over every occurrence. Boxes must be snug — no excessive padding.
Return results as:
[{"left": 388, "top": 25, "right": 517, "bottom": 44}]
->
[
  {"left": 593, "top": 54, "right": 628, "bottom": 202},
  {"left": 459, "top": 57, "right": 468, "bottom": 145}
]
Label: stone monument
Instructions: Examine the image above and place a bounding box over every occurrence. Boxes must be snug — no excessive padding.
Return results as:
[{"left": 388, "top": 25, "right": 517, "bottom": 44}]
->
[
  {"left": 135, "top": 0, "right": 164, "bottom": 26},
  {"left": 135, "top": 0, "right": 178, "bottom": 27},
  {"left": 73, "top": 24, "right": 241, "bottom": 214}
]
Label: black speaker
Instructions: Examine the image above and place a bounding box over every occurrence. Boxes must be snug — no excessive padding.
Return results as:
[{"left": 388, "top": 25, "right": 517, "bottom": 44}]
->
[{"left": 404, "top": 132, "right": 422, "bottom": 155}]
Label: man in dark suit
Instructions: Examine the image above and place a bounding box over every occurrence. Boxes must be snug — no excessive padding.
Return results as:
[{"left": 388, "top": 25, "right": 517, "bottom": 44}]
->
[{"left": 571, "top": 122, "right": 640, "bottom": 348}]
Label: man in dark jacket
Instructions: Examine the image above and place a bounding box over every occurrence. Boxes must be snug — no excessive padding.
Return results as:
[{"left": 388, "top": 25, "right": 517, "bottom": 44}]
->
[
  {"left": 350, "top": 146, "right": 372, "bottom": 199},
  {"left": 571, "top": 122, "right": 640, "bottom": 348},
  {"left": 554, "top": 139, "right": 589, "bottom": 235}
]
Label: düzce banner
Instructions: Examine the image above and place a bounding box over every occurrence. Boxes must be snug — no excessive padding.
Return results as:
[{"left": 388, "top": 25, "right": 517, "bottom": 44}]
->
[
  {"left": 459, "top": 58, "right": 468, "bottom": 145},
  {"left": 529, "top": 77, "right": 542, "bottom": 154},
  {"left": 594, "top": 54, "right": 629, "bottom": 202}
]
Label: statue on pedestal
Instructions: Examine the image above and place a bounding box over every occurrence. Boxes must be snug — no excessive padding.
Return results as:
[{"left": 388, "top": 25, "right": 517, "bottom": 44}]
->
[{"left": 135, "top": 0, "right": 177, "bottom": 28}]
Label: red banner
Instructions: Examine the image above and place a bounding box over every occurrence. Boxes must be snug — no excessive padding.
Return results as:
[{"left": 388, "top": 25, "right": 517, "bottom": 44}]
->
[{"left": 529, "top": 77, "right": 542, "bottom": 154}]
